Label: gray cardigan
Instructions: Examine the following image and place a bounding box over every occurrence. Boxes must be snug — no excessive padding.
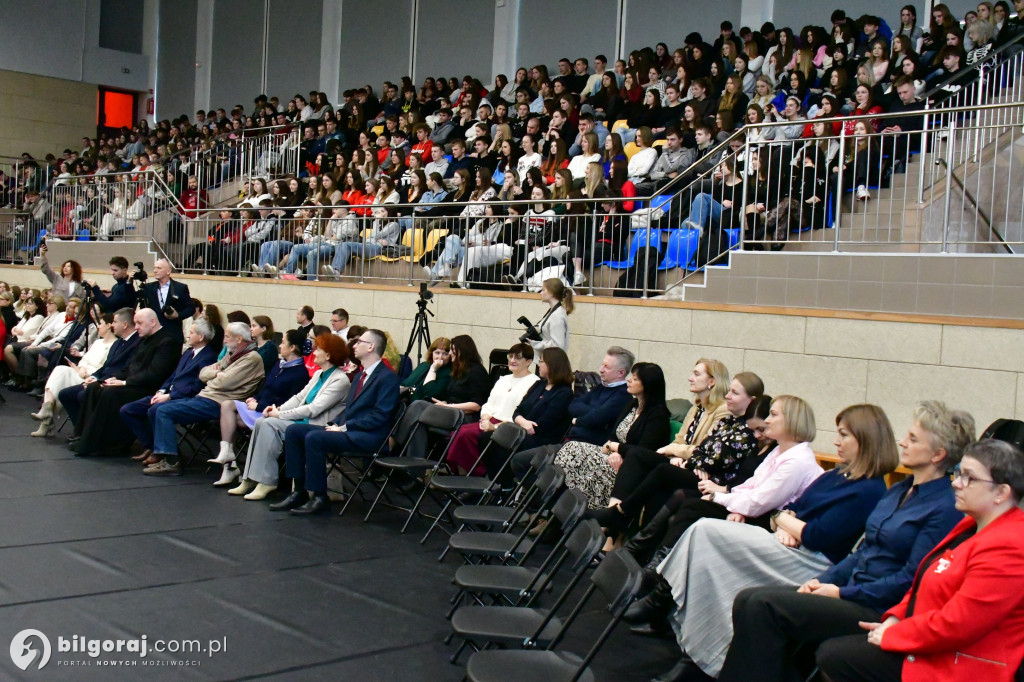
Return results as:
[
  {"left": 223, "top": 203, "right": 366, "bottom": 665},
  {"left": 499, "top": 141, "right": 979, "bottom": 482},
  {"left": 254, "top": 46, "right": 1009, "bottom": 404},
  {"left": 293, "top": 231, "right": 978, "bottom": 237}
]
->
[{"left": 277, "top": 367, "right": 351, "bottom": 425}]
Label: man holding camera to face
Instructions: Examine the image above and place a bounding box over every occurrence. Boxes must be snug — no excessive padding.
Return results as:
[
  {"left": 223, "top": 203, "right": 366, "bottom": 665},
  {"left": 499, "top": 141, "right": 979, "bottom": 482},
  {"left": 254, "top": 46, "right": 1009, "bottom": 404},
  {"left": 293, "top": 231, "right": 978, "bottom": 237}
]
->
[
  {"left": 85, "top": 256, "right": 138, "bottom": 313},
  {"left": 137, "top": 258, "right": 195, "bottom": 345}
]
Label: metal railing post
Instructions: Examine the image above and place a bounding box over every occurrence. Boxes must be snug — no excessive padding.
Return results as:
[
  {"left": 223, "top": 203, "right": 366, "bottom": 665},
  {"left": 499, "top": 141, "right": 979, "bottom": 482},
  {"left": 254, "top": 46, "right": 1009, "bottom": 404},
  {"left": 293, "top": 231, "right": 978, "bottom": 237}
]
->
[{"left": 941, "top": 118, "right": 957, "bottom": 253}]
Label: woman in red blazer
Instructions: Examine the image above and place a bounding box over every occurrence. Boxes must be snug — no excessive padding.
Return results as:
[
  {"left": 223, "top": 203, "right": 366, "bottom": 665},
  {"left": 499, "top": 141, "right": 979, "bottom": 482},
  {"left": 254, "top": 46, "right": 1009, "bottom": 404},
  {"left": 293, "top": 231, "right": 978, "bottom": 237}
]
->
[{"left": 817, "top": 438, "right": 1024, "bottom": 682}]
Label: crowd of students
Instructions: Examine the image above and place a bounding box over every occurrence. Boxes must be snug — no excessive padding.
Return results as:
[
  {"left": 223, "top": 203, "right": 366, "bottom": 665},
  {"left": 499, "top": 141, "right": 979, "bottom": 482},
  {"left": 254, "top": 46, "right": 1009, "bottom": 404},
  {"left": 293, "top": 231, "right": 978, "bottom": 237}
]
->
[
  {"left": 3, "top": 254, "right": 1024, "bottom": 680},
  {"left": 5, "top": 3, "right": 1022, "bottom": 286}
]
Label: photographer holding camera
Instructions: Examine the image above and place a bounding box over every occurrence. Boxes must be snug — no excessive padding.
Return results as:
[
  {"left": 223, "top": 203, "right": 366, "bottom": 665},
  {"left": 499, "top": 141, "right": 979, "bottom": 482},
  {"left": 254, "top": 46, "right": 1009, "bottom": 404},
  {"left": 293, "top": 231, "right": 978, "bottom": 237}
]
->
[
  {"left": 84, "top": 256, "right": 138, "bottom": 313},
  {"left": 137, "top": 258, "right": 195, "bottom": 345},
  {"left": 518, "top": 278, "right": 573, "bottom": 352}
]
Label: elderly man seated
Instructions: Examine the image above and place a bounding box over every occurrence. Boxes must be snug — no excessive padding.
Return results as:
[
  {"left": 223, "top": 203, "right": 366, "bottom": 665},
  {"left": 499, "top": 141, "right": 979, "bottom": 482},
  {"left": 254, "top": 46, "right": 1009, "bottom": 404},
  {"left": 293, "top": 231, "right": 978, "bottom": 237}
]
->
[
  {"left": 119, "top": 318, "right": 218, "bottom": 466},
  {"left": 143, "top": 321, "right": 265, "bottom": 476}
]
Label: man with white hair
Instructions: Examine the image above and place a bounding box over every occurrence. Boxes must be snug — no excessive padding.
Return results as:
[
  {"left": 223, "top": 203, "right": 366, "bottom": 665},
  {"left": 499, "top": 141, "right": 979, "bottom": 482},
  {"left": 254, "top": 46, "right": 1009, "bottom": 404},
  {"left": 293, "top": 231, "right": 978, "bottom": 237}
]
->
[
  {"left": 143, "top": 321, "right": 265, "bottom": 476},
  {"left": 68, "top": 308, "right": 181, "bottom": 457},
  {"left": 137, "top": 258, "right": 195, "bottom": 345}
]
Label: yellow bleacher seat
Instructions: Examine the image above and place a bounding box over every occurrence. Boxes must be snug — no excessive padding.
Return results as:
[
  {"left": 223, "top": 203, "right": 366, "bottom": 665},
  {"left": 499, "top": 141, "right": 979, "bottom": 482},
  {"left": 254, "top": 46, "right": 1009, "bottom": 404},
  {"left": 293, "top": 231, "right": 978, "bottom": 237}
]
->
[{"left": 624, "top": 141, "right": 640, "bottom": 160}]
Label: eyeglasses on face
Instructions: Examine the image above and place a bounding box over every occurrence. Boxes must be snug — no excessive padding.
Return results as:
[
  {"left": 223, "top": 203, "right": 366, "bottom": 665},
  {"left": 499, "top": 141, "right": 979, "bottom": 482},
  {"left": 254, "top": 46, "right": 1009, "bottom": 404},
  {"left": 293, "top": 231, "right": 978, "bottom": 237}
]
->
[{"left": 953, "top": 465, "right": 996, "bottom": 487}]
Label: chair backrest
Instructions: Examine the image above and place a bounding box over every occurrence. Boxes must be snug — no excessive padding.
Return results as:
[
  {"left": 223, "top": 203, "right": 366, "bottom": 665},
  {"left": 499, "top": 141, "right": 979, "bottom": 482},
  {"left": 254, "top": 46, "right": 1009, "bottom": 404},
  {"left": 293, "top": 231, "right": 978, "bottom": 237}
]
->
[
  {"left": 490, "top": 422, "right": 526, "bottom": 451},
  {"left": 418, "top": 403, "right": 465, "bottom": 431},
  {"left": 563, "top": 519, "right": 606, "bottom": 574},
  {"left": 590, "top": 549, "right": 644, "bottom": 616},
  {"left": 981, "top": 418, "right": 1024, "bottom": 451},
  {"left": 517, "top": 519, "right": 605, "bottom": 607},
  {"left": 532, "top": 464, "right": 566, "bottom": 507},
  {"left": 550, "top": 488, "right": 589, "bottom": 531}
]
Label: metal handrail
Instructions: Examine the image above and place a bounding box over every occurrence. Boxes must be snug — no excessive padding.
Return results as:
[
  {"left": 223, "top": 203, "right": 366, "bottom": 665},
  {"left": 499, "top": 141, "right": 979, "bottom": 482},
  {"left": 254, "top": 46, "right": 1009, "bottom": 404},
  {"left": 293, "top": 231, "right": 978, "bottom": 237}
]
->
[{"left": 920, "top": 28, "right": 1024, "bottom": 102}]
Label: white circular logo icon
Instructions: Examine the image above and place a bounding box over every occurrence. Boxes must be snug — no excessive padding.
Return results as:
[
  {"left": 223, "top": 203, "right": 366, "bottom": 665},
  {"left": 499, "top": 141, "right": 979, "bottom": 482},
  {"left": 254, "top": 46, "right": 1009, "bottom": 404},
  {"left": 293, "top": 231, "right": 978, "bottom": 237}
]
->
[{"left": 10, "top": 629, "right": 51, "bottom": 671}]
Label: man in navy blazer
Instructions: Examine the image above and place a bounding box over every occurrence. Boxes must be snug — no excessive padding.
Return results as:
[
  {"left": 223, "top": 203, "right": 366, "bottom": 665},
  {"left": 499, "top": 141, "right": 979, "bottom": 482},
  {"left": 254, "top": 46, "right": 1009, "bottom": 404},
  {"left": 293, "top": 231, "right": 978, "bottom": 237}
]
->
[
  {"left": 271, "top": 328, "right": 400, "bottom": 515},
  {"left": 119, "top": 318, "right": 218, "bottom": 459},
  {"left": 136, "top": 258, "right": 195, "bottom": 345},
  {"left": 59, "top": 307, "right": 140, "bottom": 427}
]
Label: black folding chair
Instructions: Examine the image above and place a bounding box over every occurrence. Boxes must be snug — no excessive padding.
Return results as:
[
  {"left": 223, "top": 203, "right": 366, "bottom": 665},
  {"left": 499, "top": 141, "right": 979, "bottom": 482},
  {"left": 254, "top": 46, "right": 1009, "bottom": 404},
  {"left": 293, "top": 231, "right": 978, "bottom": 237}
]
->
[
  {"left": 447, "top": 517, "right": 605, "bottom": 661},
  {"left": 439, "top": 461, "right": 565, "bottom": 563},
  {"left": 462, "top": 550, "right": 643, "bottom": 681},
  {"left": 331, "top": 401, "right": 407, "bottom": 516},
  {"left": 446, "top": 486, "right": 587, "bottom": 569},
  {"left": 362, "top": 403, "right": 464, "bottom": 532},
  {"left": 446, "top": 518, "right": 604, "bottom": 619},
  {"left": 420, "top": 422, "right": 527, "bottom": 544}
]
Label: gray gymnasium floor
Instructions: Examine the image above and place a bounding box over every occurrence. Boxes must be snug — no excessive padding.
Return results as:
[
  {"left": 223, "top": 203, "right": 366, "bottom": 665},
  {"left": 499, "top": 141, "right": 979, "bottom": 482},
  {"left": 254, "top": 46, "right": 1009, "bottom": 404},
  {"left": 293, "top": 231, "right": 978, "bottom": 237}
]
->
[{"left": 0, "top": 391, "right": 677, "bottom": 681}]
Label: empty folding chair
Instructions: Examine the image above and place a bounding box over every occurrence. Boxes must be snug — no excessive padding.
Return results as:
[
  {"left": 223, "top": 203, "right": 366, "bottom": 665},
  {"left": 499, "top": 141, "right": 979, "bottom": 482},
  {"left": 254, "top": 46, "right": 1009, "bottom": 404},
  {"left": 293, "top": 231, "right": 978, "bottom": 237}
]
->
[
  {"left": 462, "top": 549, "right": 644, "bottom": 681},
  {"left": 421, "top": 422, "right": 527, "bottom": 544},
  {"left": 439, "top": 461, "right": 565, "bottom": 563},
  {"left": 447, "top": 518, "right": 605, "bottom": 619},
  {"left": 447, "top": 487, "right": 587, "bottom": 569},
  {"left": 332, "top": 401, "right": 406, "bottom": 516},
  {"left": 362, "top": 403, "right": 464, "bottom": 532}
]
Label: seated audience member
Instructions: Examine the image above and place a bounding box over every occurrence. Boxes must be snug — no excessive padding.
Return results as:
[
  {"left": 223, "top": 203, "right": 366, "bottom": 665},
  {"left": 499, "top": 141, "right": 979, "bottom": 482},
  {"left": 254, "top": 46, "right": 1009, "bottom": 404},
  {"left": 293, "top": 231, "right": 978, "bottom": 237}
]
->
[
  {"left": 84, "top": 256, "right": 138, "bottom": 312},
  {"left": 329, "top": 308, "right": 353, "bottom": 341},
  {"left": 2, "top": 296, "right": 44, "bottom": 370},
  {"left": 510, "top": 346, "right": 635, "bottom": 481},
  {"left": 270, "top": 329, "right": 399, "bottom": 515},
  {"left": 250, "top": 315, "right": 279, "bottom": 372},
  {"left": 10, "top": 296, "right": 75, "bottom": 390},
  {"left": 119, "top": 318, "right": 218, "bottom": 464},
  {"left": 142, "top": 322, "right": 265, "bottom": 476},
  {"left": 618, "top": 395, "right": 825, "bottom": 581},
  {"left": 401, "top": 336, "right": 452, "bottom": 402},
  {"left": 588, "top": 371, "right": 764, "bottom": 533},
  {"left": 398, "top": 334, "right": 491, "bottom": 457},
  {"left": 659, "top": 359, "right": 733, "bottom": 461},
  {"left": 644, "top": 128, "right": 689, "bottom": 190},
  {"left": 554, "top": 362, "right": 671, "bottom": 508},
  {"left": 444, "top": 344, "right": 539, "bottom": 475},
  {"left": 817, "top": 439, "right": 1024, "bottom": 682},
  {"left": 634, "top": 404, "right": 897, "bottom": 680},
  {"left": 62, "top": 308, "right": 180, "bottom": 457},
  {"left": 228, "top": 332, "right": 350, "bottom": 499},
  {"left": 717, "top": 401, "right": 975, "bottom": 682},
  {"left": 880, "top": 76, "right": 926, "bottom": 170},
  {"left": 626, "top": 127, "right": 658, "bottom": 184},
  {"left": 30, "top": 313, "right": 117, "bottom": 437}
]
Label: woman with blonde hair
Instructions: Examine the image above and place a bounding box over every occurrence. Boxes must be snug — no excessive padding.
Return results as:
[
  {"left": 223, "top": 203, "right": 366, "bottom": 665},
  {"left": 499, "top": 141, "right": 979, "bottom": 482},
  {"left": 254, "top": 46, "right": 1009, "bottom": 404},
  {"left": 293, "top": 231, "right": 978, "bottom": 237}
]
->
[
  {"left": 582, "top": 161, "right": 605, "bottom": 198},
  {"left": 639, "top": 404, "right": 897, "bottom": 680},
  {"left": 659, "top": 359, "right": 732, "bottom": 461},
  {"left": 523, "top": 278, "right": 574, "bottom": 352}
]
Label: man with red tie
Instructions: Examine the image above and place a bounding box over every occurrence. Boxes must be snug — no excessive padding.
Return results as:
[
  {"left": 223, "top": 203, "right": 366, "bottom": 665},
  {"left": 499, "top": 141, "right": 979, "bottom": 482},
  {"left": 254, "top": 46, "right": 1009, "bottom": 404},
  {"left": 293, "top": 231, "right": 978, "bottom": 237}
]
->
[{"left": 271, "top": 328, "right": 400, "bottom": 516}]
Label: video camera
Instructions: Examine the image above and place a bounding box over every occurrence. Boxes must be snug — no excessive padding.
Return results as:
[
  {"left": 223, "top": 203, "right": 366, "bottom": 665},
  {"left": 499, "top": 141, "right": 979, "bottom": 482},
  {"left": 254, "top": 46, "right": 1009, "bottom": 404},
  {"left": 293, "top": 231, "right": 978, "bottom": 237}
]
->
[
  {"left": 131, "top": 261, "right": 148, "bottom": 283},
  {"left": 517, "top": 315, "right": 541, "bottom": 343}
]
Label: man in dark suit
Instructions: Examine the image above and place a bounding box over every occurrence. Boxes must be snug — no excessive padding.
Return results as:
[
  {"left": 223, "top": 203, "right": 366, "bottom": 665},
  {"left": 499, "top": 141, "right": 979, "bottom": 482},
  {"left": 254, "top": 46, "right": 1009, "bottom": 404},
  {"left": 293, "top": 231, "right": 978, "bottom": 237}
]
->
[
  {"left": 136, "top": 258, "right": 195, "bottom": 345},
  {"left": 58, "top": 307, "right": 141, "bottom": 427},
  {"left": 68, "top": 308, "right": 181, "bottom": 457},
  {"left": 119, "top": 317, "right": 218, "bottom": 461},
  {"left": 271, "top": 328, "right": 400, "bottom": 515}
]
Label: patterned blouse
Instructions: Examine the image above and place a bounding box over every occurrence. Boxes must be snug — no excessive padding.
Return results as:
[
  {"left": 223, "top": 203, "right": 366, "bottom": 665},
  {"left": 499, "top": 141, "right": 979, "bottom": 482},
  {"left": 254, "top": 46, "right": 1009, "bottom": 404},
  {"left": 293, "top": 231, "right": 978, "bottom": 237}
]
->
[{"left": 685, "top": 414, "right": 759, "bottom": 485}]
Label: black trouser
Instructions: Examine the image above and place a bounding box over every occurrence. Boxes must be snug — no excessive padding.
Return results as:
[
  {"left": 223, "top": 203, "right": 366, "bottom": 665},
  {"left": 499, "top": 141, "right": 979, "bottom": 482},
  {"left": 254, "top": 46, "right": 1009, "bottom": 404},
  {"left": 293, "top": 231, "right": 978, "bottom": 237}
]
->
[
  {"left": 717, "top": 586, "right": 885, "bottom": 682},
  {"left": 816, "top": 633, "right": 903, "bottom": 682},
  {"left": 618, "top": 461, "right": 699, "bottom": 520},
  {"left": 611, "top": 448, "right": 678, "bottom": 501}
]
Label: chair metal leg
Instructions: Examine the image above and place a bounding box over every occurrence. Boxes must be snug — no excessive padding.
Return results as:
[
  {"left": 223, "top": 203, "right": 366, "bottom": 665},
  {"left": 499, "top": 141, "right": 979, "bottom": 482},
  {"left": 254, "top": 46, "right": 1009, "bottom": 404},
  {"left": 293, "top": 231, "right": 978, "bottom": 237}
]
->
[
  {"left": 420, "top": 498, "right": 453, "bottom": 544},
  {"left": 363, "top": 468, "right": 393, "bottom": 522},
  {"left": 400, "top": 481, "right": 434, "bottom": 534}
]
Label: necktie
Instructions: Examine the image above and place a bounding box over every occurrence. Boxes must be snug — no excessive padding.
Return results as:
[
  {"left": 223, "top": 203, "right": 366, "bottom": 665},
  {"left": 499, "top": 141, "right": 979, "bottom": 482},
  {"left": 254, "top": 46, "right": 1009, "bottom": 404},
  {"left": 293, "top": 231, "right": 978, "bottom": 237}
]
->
[{"left": 353, "top": 372, "right": 366, "bottom": 398}]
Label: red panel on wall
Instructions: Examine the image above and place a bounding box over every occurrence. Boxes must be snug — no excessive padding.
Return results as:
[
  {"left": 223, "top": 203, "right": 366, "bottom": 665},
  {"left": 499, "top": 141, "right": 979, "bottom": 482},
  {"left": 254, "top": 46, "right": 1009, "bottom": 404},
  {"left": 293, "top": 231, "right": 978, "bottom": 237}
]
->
[{"left": 102, "top": 91, "right": 134, "bottom": 129}]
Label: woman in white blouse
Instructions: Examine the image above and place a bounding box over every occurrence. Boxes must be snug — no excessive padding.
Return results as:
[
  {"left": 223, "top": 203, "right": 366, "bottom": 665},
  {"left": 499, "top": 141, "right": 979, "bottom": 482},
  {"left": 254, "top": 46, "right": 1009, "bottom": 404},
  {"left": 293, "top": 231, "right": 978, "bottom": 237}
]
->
[
  {"left": 627, "top": 127, "right": 659, "bottom": 183},
  {"left": 444, "top": 343, "right": 539, "bottom": 475},
  {"left": 516, "top": 134, "right": 543, "bottom": 176},
  {"left": 2, "top": 295, "right": 44, "bottom": 382},
  {"left": 30, "top": 312, "right": 117, "bottom": 436},
  {"left": 567, "top": 132, "right": 602, "bottom": 180}
]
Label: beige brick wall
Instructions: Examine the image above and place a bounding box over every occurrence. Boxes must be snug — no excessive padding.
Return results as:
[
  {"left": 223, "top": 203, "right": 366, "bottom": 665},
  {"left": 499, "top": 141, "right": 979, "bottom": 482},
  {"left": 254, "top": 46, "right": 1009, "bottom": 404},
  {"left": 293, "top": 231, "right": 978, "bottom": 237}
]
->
[
  {"left": 0, "top": 69, "right": 97, "bottom": 160},
  {"left": 3, "top": 265, "right": 1021, "bottom": 453}
]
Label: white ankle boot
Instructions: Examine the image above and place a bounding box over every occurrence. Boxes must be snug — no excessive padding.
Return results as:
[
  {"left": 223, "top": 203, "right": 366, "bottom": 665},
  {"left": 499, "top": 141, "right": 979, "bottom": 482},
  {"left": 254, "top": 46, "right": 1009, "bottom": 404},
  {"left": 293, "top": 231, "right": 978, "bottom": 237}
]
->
[
  {"left": 207, "top": 441, "right": 235, "bottom": 465},
  {"left": 243, "top": 483, "right": 277, "bottom": 501},
  {"left": 228, "top": 479, "right": 256, "bottom": 496},
  {"left": 31, "top": 402, "right": 54, "bottom": 421},
  {"left": 213, "top": 463, "right": 240, "bottom": 487},
  {"left": 31, "top": 418, "right": 53, "bottom": 437}
]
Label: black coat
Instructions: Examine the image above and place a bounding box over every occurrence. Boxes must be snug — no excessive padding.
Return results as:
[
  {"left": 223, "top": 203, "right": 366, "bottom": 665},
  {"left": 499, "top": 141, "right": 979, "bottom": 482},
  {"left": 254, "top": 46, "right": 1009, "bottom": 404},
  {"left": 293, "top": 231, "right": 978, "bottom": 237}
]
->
[
  {"left": 613, "top": 400, "right": 673, "bottom": 455},
  {"left": 137, "top": 278, "right": 196, "bottom": 344}
]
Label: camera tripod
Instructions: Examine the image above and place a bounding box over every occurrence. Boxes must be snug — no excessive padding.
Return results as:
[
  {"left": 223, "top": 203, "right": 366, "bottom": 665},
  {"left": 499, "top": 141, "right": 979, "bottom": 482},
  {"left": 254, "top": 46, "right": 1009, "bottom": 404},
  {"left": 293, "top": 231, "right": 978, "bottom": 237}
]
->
[{"left": 403, "top": 295, "right": 433, "bottom": 366}]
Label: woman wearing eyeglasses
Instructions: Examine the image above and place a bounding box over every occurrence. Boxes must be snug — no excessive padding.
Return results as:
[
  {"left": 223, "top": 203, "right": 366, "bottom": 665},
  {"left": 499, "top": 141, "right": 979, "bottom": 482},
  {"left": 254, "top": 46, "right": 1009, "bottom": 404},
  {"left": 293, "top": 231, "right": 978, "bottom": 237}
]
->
[
  {"left": 816, "top": 438, "right": 1024, "bottom": 682},
  {"left": 718, "top": 400, "right": 974, "bottom": 682}
]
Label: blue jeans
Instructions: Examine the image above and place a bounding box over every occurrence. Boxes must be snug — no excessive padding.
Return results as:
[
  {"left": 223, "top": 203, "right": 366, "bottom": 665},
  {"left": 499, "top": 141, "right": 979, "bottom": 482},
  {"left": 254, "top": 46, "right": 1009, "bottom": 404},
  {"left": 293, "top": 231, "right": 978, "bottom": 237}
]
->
[
  {"left": 258, "top": 240, "right": 294, "bottom": 268},
  {"left": 285, "top": 243, "right": 318, "bottom": 273},
  {"left": 331, "top": 241, "right": 383, "bottom": 272},
  {"left": 151, "top": 396, "right": 221, "bottom": 457},
  {"left": 687, "top": 193, "right": 724, "bottom": 229},
  {"left": 306, "top": 244, "right": 336, "bottom": 273},
  {"left": 429, "top": 234, "right": 463, "bottom": 277},
  {"left": 120, "top": 395, "right": 162, "bottom": 450},
  {"left": 614, "top": 126, "right": 637, "bottom": 145}
]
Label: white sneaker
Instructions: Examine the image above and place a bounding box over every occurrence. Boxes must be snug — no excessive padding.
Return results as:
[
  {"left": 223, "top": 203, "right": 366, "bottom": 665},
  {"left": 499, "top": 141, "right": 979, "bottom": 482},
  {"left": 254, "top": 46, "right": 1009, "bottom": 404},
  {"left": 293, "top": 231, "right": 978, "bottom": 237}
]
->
[
  {"left": 421, "top": 265, "right": 432, "bottom": 281},
  {"left": 572, "top": 270, "right": 586, "bottom": 286},
  {"left": 213, "top": 464, "right": 240, "bottom": 487},
  {"left": 294, "top": 268, "right": 303, "bottom": 277},
  {"left": 320, "top": 264, "right": 338, "bottom": 278},
  {"left": 856, "top": 185, "right": 871, "bottom": 201},
  {"left": 265, "top": 264, "right": 278, "bottom": 275},
  {"left": 683, "top": 219, "right": 704, "bottom": 235}
]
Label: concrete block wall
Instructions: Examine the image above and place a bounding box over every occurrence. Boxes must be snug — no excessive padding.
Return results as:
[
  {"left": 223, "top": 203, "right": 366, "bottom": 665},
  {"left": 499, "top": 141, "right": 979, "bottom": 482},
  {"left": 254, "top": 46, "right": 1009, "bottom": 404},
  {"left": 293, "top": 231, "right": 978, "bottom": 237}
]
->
[
  {"left": 3, "top": 265, "right": 1021, "bottom": 454},
  {"left": 0, "top": 69, "right": 96, "bottom": 160}
]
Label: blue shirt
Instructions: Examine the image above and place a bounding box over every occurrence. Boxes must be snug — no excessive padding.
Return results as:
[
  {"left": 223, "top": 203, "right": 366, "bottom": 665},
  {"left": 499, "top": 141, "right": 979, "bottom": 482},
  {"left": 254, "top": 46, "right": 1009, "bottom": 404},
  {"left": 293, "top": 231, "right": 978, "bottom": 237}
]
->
[
  {"left": 816, "top": 475, "right": 962, "bottom": 610},
  {"left": 787, "top": 468, "right": 888, "bottom": 564}
]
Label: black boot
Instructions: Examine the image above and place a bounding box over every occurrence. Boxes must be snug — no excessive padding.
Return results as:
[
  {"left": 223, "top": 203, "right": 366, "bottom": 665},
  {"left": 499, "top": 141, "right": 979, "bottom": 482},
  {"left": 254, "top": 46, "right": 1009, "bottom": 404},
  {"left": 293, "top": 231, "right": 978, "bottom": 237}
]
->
[
  {"left": 622, "top": 576, "right": 674, "bottom": 632},
  {"left": 587, "top": 504, "right": 630, "bottom": 533},
  {"left": 651, "top": 655, "right": 712, "bottom": 682},
  {"left": 623, "top": 505, "right": 671, "bottom": 566},
  {"left": 639, "top": 546, "right": 670, "bottom": 596}
]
